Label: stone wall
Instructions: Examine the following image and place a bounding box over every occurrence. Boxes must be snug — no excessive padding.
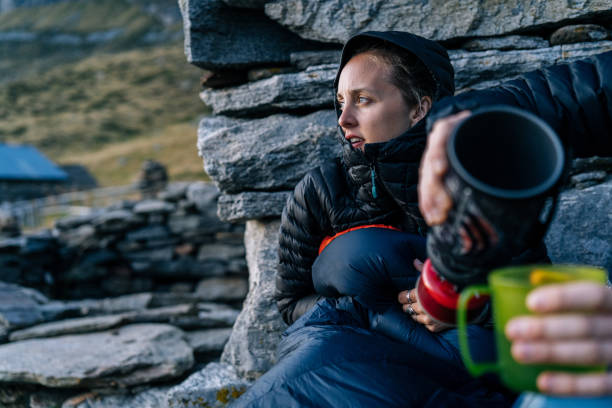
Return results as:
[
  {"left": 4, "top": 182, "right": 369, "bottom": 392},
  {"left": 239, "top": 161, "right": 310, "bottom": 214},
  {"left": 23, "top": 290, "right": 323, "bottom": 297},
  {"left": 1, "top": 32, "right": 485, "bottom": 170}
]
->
[
  {"left": 183, "top": 1, "right": 612, "bottom": 396},
  {"left": 0, "top": 181, "right": 251, "bottom": 407}
]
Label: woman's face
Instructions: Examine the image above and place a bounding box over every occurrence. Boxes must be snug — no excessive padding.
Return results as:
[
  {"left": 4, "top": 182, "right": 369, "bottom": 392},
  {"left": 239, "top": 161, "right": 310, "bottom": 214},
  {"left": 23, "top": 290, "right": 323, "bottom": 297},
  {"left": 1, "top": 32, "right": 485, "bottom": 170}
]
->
[{"left": 336, "top": 52, "right": 424, "bottom": 150}]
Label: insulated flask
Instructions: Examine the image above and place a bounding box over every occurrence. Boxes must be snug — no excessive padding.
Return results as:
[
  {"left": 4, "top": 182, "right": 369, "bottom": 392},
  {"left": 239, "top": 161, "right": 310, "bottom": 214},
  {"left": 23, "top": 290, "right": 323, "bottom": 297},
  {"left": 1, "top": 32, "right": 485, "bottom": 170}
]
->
[{"left": 416, "top": 106, "right": 566, "bottom": 324}]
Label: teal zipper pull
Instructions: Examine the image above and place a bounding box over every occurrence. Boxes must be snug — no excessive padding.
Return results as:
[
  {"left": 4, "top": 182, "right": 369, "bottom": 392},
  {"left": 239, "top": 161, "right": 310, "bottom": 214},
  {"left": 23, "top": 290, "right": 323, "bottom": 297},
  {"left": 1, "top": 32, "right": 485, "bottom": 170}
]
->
[{"left": 370, "top": 167, "right": 378, "bottom": 199}]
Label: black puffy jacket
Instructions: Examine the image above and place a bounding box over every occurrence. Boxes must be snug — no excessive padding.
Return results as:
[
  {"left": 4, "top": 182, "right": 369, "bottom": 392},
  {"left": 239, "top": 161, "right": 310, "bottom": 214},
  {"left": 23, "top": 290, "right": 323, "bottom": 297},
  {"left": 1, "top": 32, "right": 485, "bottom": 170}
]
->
[{"left": 276, "top": 31, "right": 455, "bottom": 325}]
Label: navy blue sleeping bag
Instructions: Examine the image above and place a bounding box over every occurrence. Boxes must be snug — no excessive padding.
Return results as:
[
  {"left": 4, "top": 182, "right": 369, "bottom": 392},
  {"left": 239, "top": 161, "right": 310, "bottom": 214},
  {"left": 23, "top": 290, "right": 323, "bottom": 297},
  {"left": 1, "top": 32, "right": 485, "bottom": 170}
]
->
[{"left": 231, "top": 228, "right": 513, "bottom": 407}]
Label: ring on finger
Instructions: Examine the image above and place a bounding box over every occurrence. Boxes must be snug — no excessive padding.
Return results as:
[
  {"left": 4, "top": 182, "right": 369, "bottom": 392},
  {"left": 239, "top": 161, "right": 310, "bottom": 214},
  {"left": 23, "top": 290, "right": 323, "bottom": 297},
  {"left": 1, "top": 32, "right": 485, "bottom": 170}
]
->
[{"left": 407, "top": 305, "right": 416, "bottom": 316}]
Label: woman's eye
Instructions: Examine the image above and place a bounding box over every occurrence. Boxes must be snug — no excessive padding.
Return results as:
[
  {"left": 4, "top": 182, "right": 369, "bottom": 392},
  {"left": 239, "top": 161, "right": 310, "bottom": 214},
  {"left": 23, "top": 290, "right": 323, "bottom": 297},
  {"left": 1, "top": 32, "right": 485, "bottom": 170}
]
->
[
  {"left": 337, "top": 100, "right": 345, "bottom": 109},
  {"left": 357, "top": 96, "right": 369, "bottom": 104}
]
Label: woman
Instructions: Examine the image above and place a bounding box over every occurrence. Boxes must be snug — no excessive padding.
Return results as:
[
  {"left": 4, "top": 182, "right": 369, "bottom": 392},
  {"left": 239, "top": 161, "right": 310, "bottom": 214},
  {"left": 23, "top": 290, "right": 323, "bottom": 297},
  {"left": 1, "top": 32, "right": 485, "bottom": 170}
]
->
[
  {"left": 231, "top": 31, "right": 509, "bottom": 407},
  {"left": 276, "top": 30, "right": 453, "bottom": 326}
]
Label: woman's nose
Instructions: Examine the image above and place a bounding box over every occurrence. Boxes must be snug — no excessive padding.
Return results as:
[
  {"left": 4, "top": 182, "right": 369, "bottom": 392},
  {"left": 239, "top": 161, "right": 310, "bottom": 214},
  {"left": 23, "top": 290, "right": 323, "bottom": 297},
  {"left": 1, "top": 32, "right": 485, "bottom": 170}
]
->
[{"left": 338, "top": 105, "right": 356, "bottom": 128}]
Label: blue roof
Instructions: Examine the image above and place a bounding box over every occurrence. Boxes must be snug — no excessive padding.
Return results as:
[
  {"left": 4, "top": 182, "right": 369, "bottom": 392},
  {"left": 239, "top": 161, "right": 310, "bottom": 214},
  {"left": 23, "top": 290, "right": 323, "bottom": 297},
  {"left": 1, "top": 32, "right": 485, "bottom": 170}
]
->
[{"left": 0, "top": 144, "right": 68, "bottom": 181}]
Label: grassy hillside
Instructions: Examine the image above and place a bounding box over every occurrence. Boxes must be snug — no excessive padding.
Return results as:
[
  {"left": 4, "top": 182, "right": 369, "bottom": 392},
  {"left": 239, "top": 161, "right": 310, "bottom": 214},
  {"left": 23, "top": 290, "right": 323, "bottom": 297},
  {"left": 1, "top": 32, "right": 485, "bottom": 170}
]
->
[{"left": 0, "top": 43, "right": 210, "bottom": 186}]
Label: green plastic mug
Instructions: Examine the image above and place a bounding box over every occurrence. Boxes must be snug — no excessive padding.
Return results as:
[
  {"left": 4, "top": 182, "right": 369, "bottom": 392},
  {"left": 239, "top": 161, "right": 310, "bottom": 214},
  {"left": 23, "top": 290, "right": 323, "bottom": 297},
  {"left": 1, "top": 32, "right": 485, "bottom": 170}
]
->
[{"left": 457, "top": 264, "right": 608, "bottom": 392}]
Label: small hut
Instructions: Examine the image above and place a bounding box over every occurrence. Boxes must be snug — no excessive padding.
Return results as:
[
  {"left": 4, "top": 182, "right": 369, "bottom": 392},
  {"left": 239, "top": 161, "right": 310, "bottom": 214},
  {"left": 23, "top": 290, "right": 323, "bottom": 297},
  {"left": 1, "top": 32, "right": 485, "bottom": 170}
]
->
[{"left": 0, "top": 144, "right": 68, "bottom": 202}]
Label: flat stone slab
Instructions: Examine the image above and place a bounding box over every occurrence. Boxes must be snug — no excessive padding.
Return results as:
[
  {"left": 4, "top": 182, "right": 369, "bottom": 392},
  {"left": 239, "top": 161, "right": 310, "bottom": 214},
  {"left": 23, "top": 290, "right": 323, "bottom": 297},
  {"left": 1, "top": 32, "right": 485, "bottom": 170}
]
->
[
  {"left": 0, "top": 324, "right": 194, "bottom": 388},
  {"left": 166, "top": 362, "right": 250, "bottom": 408},
  {"left": 264, "top": 0, "right": 612, "bottom": 43},
  {"left": 8, "top": 304, "right": 198, "bottom": 342},
  {"left": 62, "top": 387, "right": 171, "bottom": 408},
  {"left": 0, "top": 282, "right": 50, "bottom": 330},
  {"left": 545, "top": 178, "right": 612, "bottom": 275},
  {"left": 462, "top": 35, "right": 549, "bottom": 51},
  {"left": 200, "top": 64, "right": 335, "bottom": 117},
  {"left": 217, "top": 191, "right": 290, "bottom": 222},
  {"left": 451, "top": 41, "right": 612, "bottom": 91},
  {"left": 195, "top": 277, "right": 248, "bottom": 302},
  {"left": 198, "top": 110, "right": 340, "bottom": 193},
  {"left": 179, "top": 0, "right": 322, "bottom": 70},
  {"left": 9, "top": 314, "right": 128, "bottom": 342},
  {"left": 185, "top": 328, "right": 233, "bottom": 355}
]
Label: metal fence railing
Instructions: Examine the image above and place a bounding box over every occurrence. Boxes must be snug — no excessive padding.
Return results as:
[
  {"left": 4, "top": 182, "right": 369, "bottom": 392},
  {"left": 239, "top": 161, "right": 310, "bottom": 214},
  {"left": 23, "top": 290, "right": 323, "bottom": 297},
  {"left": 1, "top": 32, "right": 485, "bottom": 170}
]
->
[{"left": 1, "top": 184, "right": 141, "bottom": 231}]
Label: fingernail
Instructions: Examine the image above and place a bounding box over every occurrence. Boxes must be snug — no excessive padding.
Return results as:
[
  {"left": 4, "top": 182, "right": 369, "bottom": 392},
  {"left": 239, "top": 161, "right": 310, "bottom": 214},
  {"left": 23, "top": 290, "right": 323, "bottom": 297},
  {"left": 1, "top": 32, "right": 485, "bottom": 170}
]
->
[
  {"left": 526, "top": 291, "right": 546, "bottom": 311},
  {"left": 414, "top": 259, "right": 423, "bottom": 267},
  {"left": 505, "top": 320, "right": 521, "bottom": 338},
  {"left": 513, "top": 343, "right": 535, "bottom": 362}
]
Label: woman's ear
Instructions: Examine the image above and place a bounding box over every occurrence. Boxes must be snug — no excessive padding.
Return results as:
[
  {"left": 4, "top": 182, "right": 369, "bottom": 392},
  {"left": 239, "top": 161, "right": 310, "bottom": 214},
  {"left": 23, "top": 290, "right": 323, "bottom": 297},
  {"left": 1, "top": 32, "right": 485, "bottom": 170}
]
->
[{"left": 410, "top": 96, "right": 433, "bottom": 126}]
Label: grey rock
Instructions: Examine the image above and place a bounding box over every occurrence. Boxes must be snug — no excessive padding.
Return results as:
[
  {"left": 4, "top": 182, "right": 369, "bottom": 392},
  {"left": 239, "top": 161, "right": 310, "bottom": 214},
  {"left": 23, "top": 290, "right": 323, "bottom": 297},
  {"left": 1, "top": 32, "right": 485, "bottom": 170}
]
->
[
  {"left": 122, "top": 247, "right": 175, "bottom": 262},
  {"left": 166, "top": 362, "right": 250, "bottom": 408},
  {"left": 195, "top": 277, "right": 249, "bottom": 302},
  {"left": 264, "top": 0, "right": 612, "bottom": 43},
  {"left": 200, "top": 64, "right": 336, "bottom": 117},
  {"left": 247, "top": 66, "right": 295, "bottom": 82},
  {"left": 158, "top": 182, "right": 191, "bottom": 202},
  {"left": 221, "top": 220, "right": 286, "bottom": 380},
  {"left": 198, "top": 110, "right": 340, "bottom": 193},
  {"left": 0, "top": 325, "right": 7, "bottom": 343},
  {"left": 58, "top": 224, "right": 97, "bottom": 248},
  {"left": 570, "top": 171, "right": 608, "bottom": 189},
  {"left": 125, "top": 225, "right": 171, "bottom": 243},
  {"left": 133, "top": 199, "right": 176, "bottom": 215},
  {"left": 127, "top": 304, "right": 198, "bottom": 325},
  {"left": 462, "top": 35, "right": 549, "bottom": 51},
  {"left": 0, "top": 282, "right": 49, "bottom": 329},
  {"left": 0, "top": 324, "right": 194, "bottom": 388},
  {"left": 62, "top": 250, "right": 121, "bottom": 282},
  {"left": 290, "top": 50, "right": 342, "bottom": 70},
  {"left": 62, "top": 387, "right": 171, "bottom": 408},
  {"left": 217, "top": 191, "right": 290, "bottom": 222},
  {"left": 168, "top": 213, "right": 228, "bottom": 236},
  {"left": 54, "top": 212, "right": 101, "bottom": 230},
  {"left": 135, "top": 258, "right": 229, "bottom": 279},
  {"left": 0, "top": 236, "right": 23, "bottom": 252},
  {"left": 63, "top": 293, "right": 154, "bottom": 316},
  {"left": 8, "top": 304, "right": 199, "bottom": 341},
  {"left": 222, "top": 0, "right": 268, "bottom": 8},
  {"left": 9, "top": 314, "right": 128, "bottom": 342},
  {"left": 185, "top": 181, "right": 220, "bottom": 213},
  {"left": 545, "top": 179, "right": 612, "bottom": 274},
  {"left": 197, "top": 243, "right": 245, "bottom": 262},
  {"left": 570, "top": 157, "right": 612, "bottom": 175},
  {"left": 550, "top": 24, "right": 609, "bottom": 45},
  {"left": 450, "top": 41, "right": 612, "bottom": 91},
  {"left": 160, "top": 302, "right": 238, "bottom": 329},
  {"left": 185, "top": 328, "right": 233, "bottom": 355},
  {"left": 179, "top": 0, "right": 321, "bottom": 70},
  {"left": 93, "top": 210, "right": 144, "bottom": 233}
]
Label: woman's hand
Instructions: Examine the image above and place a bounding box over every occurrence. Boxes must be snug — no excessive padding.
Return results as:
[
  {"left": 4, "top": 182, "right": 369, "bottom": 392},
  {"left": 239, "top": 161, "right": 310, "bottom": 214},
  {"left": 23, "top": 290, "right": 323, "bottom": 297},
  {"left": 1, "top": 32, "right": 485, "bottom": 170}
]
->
[
  {"left": 505, "top": 282, "right": 612, "bottom": 396},
  {"left": 418, "top": 111, "right": 470, "bottom": 225},
  {"left": 397, "top": 259, "right": 450, "bottom": 333}
]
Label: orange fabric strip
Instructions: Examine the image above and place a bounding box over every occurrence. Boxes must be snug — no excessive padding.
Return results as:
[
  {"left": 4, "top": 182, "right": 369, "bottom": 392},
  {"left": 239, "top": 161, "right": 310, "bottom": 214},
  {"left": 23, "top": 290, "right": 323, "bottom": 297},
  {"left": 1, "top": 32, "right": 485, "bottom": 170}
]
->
[{"left": 318, "top": 224, "right": 401, "bottom": 255}]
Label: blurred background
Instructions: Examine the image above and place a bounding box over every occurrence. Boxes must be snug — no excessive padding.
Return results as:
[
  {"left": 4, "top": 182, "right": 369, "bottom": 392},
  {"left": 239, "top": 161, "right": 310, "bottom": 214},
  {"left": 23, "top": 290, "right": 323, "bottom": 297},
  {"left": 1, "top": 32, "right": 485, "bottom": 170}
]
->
[{"left": 1, "top": 0, "right": 208, "bottom": 228}]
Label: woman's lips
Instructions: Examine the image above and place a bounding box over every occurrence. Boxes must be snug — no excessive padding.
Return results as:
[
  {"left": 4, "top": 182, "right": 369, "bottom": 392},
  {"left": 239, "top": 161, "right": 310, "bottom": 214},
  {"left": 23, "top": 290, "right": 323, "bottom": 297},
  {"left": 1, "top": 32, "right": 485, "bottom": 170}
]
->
[{"left": 346, "top": 135, "right": 364, "bottom": 149}]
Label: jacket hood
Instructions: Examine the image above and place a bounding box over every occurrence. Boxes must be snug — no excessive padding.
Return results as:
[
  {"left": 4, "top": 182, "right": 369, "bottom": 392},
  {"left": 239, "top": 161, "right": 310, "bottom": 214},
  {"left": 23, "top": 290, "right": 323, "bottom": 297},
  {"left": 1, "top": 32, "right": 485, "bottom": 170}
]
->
[
  {"left": 333, "top": 31, "right": 455, "bottom": 111},
  {"left": 332, "top": 31, "right": 453, "bottom": 224}
]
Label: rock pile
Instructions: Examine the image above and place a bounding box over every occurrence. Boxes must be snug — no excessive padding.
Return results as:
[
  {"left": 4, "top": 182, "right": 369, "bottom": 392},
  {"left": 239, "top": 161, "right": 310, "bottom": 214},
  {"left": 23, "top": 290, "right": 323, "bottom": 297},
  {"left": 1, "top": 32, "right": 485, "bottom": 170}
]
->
[
  {"left": 0, "top": 181, "right": 250, "bottom": 407},
  {"left": 0, "top": 181, "right": 247, "bottom": 301},
  {"left": 180, "top": 0, "right": 612, "bottom": 405}
]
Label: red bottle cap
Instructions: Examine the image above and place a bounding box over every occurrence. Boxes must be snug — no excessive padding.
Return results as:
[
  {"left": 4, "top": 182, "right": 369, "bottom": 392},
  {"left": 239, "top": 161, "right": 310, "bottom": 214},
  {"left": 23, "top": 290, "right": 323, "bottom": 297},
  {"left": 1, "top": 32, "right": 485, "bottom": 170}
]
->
[{"left": 416, "top": 259, "right": 489, "bottom": 324}]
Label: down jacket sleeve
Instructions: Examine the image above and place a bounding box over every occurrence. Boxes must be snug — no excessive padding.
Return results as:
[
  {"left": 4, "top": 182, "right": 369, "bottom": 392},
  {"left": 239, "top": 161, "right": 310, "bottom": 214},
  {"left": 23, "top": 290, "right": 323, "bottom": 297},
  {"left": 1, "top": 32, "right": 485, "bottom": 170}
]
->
[
  {"left": 275, "top": 168, "right": 331, "bottom": 325},
  {"left": 428, "top": 51, "right": 612, "bottom": 158}
]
